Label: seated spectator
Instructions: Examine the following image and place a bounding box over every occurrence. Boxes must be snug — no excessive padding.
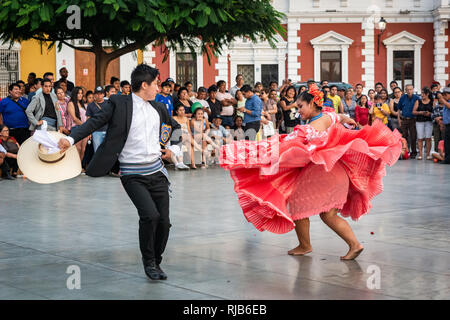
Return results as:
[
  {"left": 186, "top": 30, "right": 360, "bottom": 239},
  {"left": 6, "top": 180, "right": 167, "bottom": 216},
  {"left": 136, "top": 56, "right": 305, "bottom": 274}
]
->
[
  {"left": 355, "top": 95, "right": 370, "bottom": 127},
  {"left": 369, "top": 94, "right": 390, "bottom": 125},
  {"left": 431, "top": 140, "right": 445, "bottom": 162},
  {"left": 0, "top": 143, "right": 14, "bottom": 180},
  {"left": 0, "top": 124, "right": 19, "bottom": 178},
  {"left": 190, "top": 105, "right": 219, "bottom": 168},
  {"left": 172, "top": 104, "right": 196, "bottom": 169},
  {"left": 232, "top": 116, "right": 245, "bottom": 141},
  {"left": 399, "top": 137, "right": 410, "bottom": 160},
  {"left": 209, "top": 115, "right": 230, "bottom": 163},
  {"left": 185, "top": 81, "right": 197, "bottom": 100}
]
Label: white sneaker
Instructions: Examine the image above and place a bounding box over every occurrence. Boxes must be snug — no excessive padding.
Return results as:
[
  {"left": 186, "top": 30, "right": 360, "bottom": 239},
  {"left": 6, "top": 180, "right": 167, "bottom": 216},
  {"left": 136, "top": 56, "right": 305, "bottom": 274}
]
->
[{"left": 176, "top": 163, "right": 189, "bottom": 170}]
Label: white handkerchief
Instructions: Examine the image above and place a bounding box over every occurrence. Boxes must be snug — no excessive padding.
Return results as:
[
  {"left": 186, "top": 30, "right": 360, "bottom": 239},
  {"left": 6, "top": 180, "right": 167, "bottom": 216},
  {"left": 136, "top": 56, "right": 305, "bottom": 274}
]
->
[{"left": 32, "top": 130, "right": 60, "bottom": 154}]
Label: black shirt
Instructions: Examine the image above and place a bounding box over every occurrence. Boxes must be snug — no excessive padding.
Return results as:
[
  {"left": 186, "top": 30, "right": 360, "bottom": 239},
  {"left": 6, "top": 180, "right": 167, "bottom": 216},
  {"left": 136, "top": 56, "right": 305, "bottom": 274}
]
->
[
  {"left": 175, "top": 99, "right": 193, "bottom": 116},
  {"left": 281, "top": 97, "right": 300, "bottom": 127},
  {"left": 42, "top": 93, "right": 57, "bottom": 119},
  {"left": 416, "top": 100, "right": 433, "bottom": 122},
  {"left": 207, "top": 98, "right": 222, "bottom": 120}
]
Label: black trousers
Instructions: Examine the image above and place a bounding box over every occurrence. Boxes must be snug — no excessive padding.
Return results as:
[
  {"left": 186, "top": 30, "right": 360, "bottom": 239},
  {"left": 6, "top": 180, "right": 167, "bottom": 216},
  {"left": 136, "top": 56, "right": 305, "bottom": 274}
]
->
[
  {"left": 444, "top": 124, "right": 450, "bottom": 164},
  {"left": 9, "top": 127, "right": 30, "bottom": 145},
  {"left": 244, "top": 121, "right": 261, "bottom": 141},
  {"left": 400, "top": 118, "right": 417, "bottom": 156},
  {"left": 120, "top": 171, "right": 171, "bottom": 265},
  {"left": 0, "top": 156, "right": 10, "bottom": 176},
  {"left": 6, "top": 157, "right": 18, "bottom": 174},
  {"left": 433, "top": 122, "right": 444, "bottom": 152}
]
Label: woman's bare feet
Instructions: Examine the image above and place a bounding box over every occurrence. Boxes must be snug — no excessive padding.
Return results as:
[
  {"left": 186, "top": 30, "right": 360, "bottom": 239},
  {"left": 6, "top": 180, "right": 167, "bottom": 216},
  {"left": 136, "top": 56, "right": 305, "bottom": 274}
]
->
[
  {"left": 288, "top": 244, "right": 312, "bottom": 256},
  {"left": 340, "top": 243, "right": 364, "bottom": 260}
]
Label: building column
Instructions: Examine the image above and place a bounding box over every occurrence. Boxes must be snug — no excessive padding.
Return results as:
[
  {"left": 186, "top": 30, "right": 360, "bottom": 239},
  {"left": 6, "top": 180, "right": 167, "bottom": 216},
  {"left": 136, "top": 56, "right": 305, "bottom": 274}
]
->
[
  {"left": 215, "top": 49, "right": 229, "bottom": 84},
  {"left": 361, "top": 24, "right": 375, "bottom": 92},
  {"left": 55, "top": 42, "right": 75, "bottom": 84},
  {"left": 287, "top": 18, "right": 301, "bottom": 82},
  {"left": 433, "top": 19, "right": 449, "bottom": 87}
]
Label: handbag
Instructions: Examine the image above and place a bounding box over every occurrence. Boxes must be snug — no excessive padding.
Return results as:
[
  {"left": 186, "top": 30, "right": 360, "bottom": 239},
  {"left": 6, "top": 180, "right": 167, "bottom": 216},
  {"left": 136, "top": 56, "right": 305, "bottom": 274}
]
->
[
  {"left": 263, "top": 121, "right": 275, "bottom": 137},
  {"left": 1, "top": 139, "right": 19, "bottom": 154}
]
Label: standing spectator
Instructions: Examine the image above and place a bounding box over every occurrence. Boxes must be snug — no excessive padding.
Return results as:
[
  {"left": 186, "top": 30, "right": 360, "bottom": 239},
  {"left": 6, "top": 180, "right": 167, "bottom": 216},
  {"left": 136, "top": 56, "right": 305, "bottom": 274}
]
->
[
  {"left": 16, "top": 80, "right": 27, "bottom": 99},
  {"left": 269, "top": 81, "right": 279, "bottom": 96},
  {"left": 241, "top": 84, "right": 263, "bottom": 141},
  {"left": 412, "top": 87, "right": 434, "bottom": 160},
  {"left": 369, "top": 94, "right": 390, "bottom": 125},
  {"left": 55, "top": 86, "right": 71, "bottom": 135},
  {"left": 280, "top": 86, "right": 299, "bottom": 133},
  {"left": 86, "top": 86, "right": 108, "bottom": 152},
  {"left": 260, "top": 89, "right": 277, "bottom": 137},
  {"left": 389, "top": 87, "right": 402, "bottom": 131},
  {"left": 338, "top": 87, "right": 346, "bottom": 100},
  {"left": 368, "top": 89, "right": 376, "bottom": 106},
  {"left": 67, "top": 87, "right": 88, "bottom": 161},
  {"left": 85, "top": 90, "right": 94, "bottom": 106},
  {"left": 389, "top": 81, "right": 398, "bottom": 99},
  {"left": 320, "top": 80, "right": 329, "bottom": 87},
  {"left": 216, "top": 80, "right": 236, "bottom": 129},
  {"left": 27, "top": 78, "right": 43, "bottom": 102},
  {"left": 57, "top": 79, "right": 70, "bottom": 97},
  {"left": 25, "top": 72, "right": 36, "bottom": 94},
  {"left": 172, "top": 83, "right": 181, "bottom": 103},
  {"left": 328, "top": 85, "right": 343, "bottom": 113},
  {"left": 235, "top": 89, "right": 246, "bottom": 120},
  {"left": 398, "top": 84, "right": 420, "bottom": 158},
  {"left": 439, "top": 87, "right": 450, "bottom": 164},
  {"left": 355, "top": 95, "right": 370, "bottom": 127},
  {"left": 174, "top": 87, "right": 193, "bottom": 118},
  {"left": 352, "top": 83, "right": 364, "bottom": 105},
  {"left": 104, "top": 85, "right": 116, "bottom": 100},
  {"left": 155, "top": 81, "right": 174, "bottom": 116},
  {"left": 206, "top": 85, "right": 222, "bottom": 121},
  {"left": 120, "top": 80, "right": 131, "bottom": 95},
  {"left": 375, "top": 82, "right": 384, "bottom": 94},
  {"left": 185, "top": 81, "right": 197, "bottom": 99},
  {"left": 191, "top": 87, "right": 210, "bottom": 121},
  {"left": 0, "top": 124, "right": 19, "bottom": 177},
  {"left": 110, "top": 77, "right": 121, "bottom": 94},
  {"left": 265, "top": 89, "right": 278, "bottom": 129},
  {"left": 254, "top": 82, "right": 263, "bottom": 93},
  {"left": 432, "top": 97, "right": 445, "bottom": 153},
  {"left": 54, "top": 67, "right": 74, "bottom": 93},
  {"left": 0, "top": 83, "right": 30, "bottom": 144},
  {"left": 25, "top": 78, "right": 63, "bottom": 132},
  {"left": 342, "top": 89, "right": 356, "bottom": 119},
  {"left": 380, "top": 88, "right": 390, "bottom": 105},
  {"left": 230, "top": 74, "right": 244, "bottom": 98}
]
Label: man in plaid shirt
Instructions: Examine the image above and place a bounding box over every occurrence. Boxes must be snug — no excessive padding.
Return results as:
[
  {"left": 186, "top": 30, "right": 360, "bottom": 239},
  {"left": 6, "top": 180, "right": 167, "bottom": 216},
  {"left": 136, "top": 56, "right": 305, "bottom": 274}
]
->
[{"left": 432, "top": 102, "right": 445, "bottom": 153}]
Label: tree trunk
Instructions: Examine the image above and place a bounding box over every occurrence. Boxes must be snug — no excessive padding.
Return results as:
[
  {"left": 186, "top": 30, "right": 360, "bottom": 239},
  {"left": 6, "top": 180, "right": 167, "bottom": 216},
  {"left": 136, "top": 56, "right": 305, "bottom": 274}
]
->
[{"left": 94, "top": 50, "right": 110, "bottom": 87}]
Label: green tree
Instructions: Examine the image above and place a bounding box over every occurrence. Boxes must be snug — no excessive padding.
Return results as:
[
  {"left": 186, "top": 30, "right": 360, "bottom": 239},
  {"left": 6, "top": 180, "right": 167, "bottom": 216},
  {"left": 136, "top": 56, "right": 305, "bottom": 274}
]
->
[{"left": 0, "top": 0, "right": 285, "bottom": 86}]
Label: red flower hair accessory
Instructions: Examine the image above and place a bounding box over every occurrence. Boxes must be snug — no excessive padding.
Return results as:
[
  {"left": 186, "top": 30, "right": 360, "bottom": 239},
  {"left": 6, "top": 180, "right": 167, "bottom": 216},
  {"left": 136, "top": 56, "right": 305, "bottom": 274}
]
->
[{"left": 308, "top": 83, "right": 324, "bottom": 107}]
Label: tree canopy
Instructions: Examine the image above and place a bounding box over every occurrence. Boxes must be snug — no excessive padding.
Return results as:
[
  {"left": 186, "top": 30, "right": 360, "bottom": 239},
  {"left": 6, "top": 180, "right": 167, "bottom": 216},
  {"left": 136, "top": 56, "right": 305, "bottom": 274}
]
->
[{"left": 0, "top": 0, "right": 286, "bottom": 85}]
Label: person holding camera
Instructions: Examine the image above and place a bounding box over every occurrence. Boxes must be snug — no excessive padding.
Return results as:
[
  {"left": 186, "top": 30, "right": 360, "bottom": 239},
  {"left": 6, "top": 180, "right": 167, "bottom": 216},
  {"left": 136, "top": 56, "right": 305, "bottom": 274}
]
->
[{"left": 369, "top": 94, "right": 390, "bottom": 125}]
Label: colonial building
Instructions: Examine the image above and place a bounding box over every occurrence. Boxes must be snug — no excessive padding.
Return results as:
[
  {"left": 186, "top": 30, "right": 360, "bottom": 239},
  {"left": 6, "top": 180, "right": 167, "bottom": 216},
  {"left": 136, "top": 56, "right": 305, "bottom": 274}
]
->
[{"left": 1, "top": 0, "right": 449, "bottom": 97}]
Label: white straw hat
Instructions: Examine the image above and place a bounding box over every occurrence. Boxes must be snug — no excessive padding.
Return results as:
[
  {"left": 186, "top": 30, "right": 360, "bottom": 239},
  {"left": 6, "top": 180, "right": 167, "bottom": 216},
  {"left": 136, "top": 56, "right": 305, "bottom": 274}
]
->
[{"left": 17, "top": 131, "right": 81, "bottom": 184}]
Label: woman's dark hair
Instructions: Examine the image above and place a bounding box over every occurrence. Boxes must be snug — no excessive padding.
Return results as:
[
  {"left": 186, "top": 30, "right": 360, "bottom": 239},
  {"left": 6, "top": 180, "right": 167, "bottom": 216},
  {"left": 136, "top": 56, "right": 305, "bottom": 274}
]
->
[
  {"left": 298, "top": 91, "right": 322, "bottom": 110},
  {"left": 359, "top": 95, "right": 369, "bottom": 108},
  {"left": 285, "top": 85, "right": 297, "bottom": 99},
  {"left": 177, "top": 86, "right": 188, "bottom": 98},
  {"left": 380, "top": 88, "right": 389, "bottom": 98},
  {"left": 120, "top": 80, "right": 130, "bottom": 87},
  {"left": 173, "top": 104, "right": 185, "bottom": 116},
  {"left": 421, "top": 87, "right": 433, "bottom": 101},
  {"left": 130, "top": 64, "right": 159, "bottom": 93},
  {"left": 0, "top": 124, "right": 6, "bottom": 133},
  {"left": 234, "top": 116, "right": 243, "bottom": 126},
  {"left": 70, "top": 86, "right": 84, "bottom": 120},
  {"left": 234, "top": 89, "right": 242, "bottom": 100},
  {"left": 368, "top": 89, "right": 375, "bottom": 95}
]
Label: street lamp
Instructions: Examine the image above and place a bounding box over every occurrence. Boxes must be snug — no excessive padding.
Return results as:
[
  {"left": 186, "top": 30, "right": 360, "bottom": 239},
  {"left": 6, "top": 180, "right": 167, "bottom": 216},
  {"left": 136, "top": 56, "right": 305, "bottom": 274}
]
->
[{"left": 377, "top": 17, "right": 387, "bottom": 55}]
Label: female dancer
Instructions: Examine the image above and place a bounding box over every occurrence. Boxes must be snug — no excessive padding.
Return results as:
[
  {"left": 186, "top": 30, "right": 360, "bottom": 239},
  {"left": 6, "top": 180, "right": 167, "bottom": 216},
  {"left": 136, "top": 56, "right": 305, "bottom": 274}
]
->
[{"left": 219, "top": 84, "right": 402, "bottom": 260}]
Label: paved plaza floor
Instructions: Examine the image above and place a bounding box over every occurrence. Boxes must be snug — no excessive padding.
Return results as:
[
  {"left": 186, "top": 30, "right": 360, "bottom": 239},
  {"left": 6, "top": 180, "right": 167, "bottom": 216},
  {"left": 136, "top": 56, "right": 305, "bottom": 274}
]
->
[{"left": 0, "top": 160, "right": 449, "bottom": 300}]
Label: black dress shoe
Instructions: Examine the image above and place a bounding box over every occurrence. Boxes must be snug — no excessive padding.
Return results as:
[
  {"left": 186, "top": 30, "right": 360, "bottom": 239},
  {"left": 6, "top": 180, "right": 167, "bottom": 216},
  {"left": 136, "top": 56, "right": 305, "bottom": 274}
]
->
[
  {"left": 156, "top": 265, "right": 167, "bottom": 280},
  {"left": 143, "top": 261, "right": 160, "bottom": 280}
]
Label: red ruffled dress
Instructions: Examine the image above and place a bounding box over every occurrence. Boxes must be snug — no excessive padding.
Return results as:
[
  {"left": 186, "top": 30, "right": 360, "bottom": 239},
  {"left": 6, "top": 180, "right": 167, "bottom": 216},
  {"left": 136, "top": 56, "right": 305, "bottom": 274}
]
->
[{"left": 219, "top": 110, "right": 402, "bottom": 234}]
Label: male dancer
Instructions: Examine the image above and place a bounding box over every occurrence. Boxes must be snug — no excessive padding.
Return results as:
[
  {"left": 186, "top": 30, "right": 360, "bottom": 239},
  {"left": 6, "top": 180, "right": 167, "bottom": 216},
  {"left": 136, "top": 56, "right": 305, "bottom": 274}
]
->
[{"left": 58, "top": 64, "right": 179, "bottom": 281}]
